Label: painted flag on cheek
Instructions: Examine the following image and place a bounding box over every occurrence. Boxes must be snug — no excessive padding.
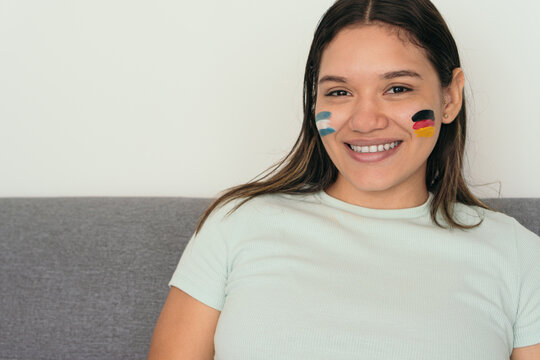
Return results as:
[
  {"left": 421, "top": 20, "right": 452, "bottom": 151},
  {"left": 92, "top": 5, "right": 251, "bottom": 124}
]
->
[
  {"left": 412, "top": 110, "right": 436, "bottom": 138},
  {"left": 316, "top": 111, "right": 336, "bottom": 137}
]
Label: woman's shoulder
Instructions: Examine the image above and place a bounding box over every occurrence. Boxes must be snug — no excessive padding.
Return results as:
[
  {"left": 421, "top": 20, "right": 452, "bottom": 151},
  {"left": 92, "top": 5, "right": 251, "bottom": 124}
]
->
[
  {"left": 192, "top": 192, "right": 325, "bottom": 242},
  {"left": 204, "top": 192, "right": 322, "bottom": 225},
  {"left": 453, "top": 201, "right": 538, "bottom": 240}
]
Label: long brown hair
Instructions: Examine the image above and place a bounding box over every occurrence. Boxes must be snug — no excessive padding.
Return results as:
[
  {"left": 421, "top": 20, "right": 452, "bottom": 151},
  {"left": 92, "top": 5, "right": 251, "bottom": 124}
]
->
[{"left": 195, "top": 0, "right": 490, "bottom": 234}]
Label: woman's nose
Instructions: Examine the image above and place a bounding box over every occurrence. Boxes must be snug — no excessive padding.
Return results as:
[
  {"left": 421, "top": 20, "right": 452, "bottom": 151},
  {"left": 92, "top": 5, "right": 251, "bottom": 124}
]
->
[{"left": 347, "top": 97, "right": 389, "bottom": 133}]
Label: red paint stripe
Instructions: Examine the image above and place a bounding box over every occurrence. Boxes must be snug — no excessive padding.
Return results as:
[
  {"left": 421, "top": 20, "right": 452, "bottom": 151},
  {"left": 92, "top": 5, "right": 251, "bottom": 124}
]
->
[{"left": 413, "top": 120, "right": 435, "bottom": 130}]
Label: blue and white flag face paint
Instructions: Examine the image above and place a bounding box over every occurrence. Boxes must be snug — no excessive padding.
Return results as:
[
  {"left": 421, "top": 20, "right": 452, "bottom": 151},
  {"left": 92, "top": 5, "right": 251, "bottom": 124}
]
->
[{"left": 316, "top": 111, "right": 336, "bottom": 137}]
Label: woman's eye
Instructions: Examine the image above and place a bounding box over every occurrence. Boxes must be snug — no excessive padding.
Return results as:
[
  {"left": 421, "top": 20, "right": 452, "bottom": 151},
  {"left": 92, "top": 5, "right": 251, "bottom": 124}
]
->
[
  {"left": 326, "top": 90, "right": 350, "bottom": 96},
  {"left": 386, "top": 86, "right": 411, "bottom": 94}
]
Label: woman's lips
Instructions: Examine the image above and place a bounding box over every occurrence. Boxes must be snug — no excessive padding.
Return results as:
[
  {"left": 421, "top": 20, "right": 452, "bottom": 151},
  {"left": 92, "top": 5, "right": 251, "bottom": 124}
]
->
[{"left": 344, "top": 140, "right": 402, "bottom": 163}]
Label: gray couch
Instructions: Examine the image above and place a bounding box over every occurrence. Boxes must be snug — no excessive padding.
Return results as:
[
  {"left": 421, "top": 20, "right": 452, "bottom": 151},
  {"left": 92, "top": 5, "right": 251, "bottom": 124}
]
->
[{"left": 1, "top": 197, "right": 539, "bottom": 359}]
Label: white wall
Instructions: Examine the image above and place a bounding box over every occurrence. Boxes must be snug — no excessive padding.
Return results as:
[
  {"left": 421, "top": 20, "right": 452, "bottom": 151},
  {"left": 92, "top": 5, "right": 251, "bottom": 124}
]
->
[{"left": 1, "top": 0, "right": 538, "bottom": 198}]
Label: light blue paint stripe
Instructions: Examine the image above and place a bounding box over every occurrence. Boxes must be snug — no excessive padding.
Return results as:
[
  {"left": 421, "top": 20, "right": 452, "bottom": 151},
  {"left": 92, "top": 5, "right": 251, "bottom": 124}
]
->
[
  {"left": 319, "top": 128, "right": 336, "bottom": 137},
  {"left": 316, "top": 111, "right": 331, "bottom": 121}
]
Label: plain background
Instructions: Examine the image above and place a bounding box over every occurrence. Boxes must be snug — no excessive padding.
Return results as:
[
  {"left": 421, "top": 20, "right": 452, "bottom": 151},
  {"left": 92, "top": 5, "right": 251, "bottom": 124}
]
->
[{"left": 1, "top": 0, "right": 538, "bottom": 198}]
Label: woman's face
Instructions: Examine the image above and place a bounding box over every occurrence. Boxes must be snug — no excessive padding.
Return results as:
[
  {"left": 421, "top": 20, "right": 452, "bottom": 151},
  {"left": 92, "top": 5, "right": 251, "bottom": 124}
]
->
[{"left": 315, "top": 24, "right": 461, "bottom": 208}]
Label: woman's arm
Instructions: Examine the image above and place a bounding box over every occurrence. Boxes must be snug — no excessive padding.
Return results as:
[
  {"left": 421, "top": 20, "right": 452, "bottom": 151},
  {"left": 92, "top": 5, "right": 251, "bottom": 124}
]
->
[
  {"left": 510, "top": 343, "right": 540, "bottom": 360},
  {"left": 148, "top": 286, "right": 221, "bottom": 360}
]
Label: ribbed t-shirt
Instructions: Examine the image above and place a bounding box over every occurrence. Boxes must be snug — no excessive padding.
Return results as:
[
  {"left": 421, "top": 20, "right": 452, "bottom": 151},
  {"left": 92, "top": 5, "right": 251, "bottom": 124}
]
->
[{"left": 169, "top": 192, "right": 540, "bottom": 359}]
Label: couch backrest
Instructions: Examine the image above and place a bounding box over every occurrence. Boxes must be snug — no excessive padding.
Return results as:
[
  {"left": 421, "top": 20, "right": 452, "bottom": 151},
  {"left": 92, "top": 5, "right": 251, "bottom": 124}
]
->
[
  {"left": 0, "top": 198, "right": 211, "bottom": 359},
  {"left": 0, "top": 197, "right": 538, "bottom": 359}
]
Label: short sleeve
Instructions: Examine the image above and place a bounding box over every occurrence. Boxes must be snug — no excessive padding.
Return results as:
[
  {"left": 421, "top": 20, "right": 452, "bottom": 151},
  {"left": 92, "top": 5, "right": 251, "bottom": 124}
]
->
[
  {"left": 513, "top": 219, "right": 540, "bottom": 348},
  {"left": 168, "top": 209, "right": 229, "bottom": 311}
]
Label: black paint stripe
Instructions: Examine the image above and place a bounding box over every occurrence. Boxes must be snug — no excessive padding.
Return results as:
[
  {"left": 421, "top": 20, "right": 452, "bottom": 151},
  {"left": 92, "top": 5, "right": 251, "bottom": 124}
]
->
[{"left": 412, "top": 109, "right": 435, "bottom": 122}]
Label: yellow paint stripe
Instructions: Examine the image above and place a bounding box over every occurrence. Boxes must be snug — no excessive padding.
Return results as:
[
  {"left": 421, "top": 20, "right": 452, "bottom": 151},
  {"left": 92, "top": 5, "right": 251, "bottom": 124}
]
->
[{"left": 415, "top": 127, "right": 435, "bottom": 138}]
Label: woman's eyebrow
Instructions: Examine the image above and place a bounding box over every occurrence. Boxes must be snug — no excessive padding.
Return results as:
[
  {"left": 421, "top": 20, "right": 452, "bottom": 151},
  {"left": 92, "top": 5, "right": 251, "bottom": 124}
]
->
[
  {"left": 381, "top": 70, "right": 422, "bottom": 80},
  {"left": 318, "top": 75, "right": 348, "bottom": 85}
]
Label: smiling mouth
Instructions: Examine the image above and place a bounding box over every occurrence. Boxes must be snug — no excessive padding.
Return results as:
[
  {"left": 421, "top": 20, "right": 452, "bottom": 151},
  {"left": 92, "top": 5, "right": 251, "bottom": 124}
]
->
[{"left": 347, "top": 141, "right": 403, "bottom": 154}]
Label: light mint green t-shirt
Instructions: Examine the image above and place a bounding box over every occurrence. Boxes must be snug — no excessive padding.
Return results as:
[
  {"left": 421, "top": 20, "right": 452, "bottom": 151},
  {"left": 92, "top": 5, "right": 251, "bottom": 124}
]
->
[{"left": 169, "top": 192, "right": 540, "bottom": 359}]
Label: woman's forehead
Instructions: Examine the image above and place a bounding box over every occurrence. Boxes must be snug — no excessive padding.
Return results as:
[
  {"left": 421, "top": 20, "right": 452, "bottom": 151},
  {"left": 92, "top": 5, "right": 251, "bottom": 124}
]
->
[{"left": 319, "top": 25, "right": 432, "bottom": 79}]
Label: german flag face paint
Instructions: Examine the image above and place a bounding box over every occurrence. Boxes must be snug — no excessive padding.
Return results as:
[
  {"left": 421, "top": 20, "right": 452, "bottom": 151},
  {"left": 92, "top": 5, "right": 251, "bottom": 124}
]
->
[{"left": 412, "top": 110, "right": 436, "bottom": 138}]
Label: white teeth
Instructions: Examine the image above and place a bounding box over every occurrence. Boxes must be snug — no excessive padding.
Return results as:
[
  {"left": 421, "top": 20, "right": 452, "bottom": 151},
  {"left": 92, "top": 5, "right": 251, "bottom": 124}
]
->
[{"left": 349, "top": 141, "right": 400, "bottom": 153}]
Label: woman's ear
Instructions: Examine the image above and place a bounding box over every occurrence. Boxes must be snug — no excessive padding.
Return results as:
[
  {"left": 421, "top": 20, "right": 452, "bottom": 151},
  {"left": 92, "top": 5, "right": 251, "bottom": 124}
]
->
[{"left": 442, "top": 68, "right": 465, "bottom": 124}]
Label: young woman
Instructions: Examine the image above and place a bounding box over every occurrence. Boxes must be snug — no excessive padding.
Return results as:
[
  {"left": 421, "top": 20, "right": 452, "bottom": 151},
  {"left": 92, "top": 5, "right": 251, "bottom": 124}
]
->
[{"left": 148, "top": 0, "right": 540, "bottom": 359}]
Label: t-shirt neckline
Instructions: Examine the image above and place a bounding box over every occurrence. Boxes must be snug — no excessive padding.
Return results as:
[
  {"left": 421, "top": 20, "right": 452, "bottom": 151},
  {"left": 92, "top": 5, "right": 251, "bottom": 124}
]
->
[{"left": 315, "top": 191, "right": 433, "bottom": 219}]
